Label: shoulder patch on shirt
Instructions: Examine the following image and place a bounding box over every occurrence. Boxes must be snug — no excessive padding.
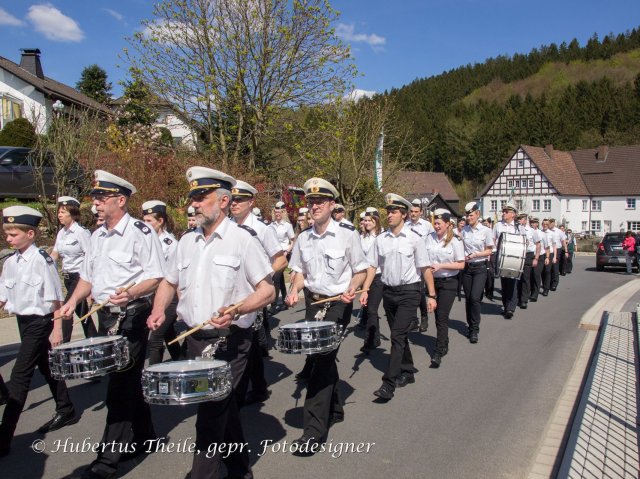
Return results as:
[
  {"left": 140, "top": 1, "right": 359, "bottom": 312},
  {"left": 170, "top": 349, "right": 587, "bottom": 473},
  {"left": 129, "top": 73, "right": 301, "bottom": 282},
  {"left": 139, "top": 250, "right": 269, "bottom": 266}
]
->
[
  {"left": 38, "top": 249, "right": 54, "bottom": 264},
  {"left": 339, "top": 222, "right": 355, "bottom": 231},
  {"left": 301, "top": 226, "right": 312, "bottom": 233},
  {"left": 237, "top": 224, "right": 257, "bottom": 236},
  {"left": 411, "top": 228, "right": 422, "bottom": 237},
  {"left": 134, "top": 220, "right": 152, "bottom": 235},
  {"left": 163, "top": 237, "right": 173, "bottom": 245}
]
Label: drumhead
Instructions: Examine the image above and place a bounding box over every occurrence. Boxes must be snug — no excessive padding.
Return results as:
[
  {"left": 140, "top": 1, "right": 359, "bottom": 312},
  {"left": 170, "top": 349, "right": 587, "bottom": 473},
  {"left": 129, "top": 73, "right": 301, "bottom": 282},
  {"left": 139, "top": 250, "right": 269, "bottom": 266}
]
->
[
  {"left": 54, "top": 335, "right": 124, "bottom": 350},
  {"left": 281, "top": 321, "right": 334, "bottom": 329},
  {"left": 145, "top": 359, "right": 227, "bottom": 373}
]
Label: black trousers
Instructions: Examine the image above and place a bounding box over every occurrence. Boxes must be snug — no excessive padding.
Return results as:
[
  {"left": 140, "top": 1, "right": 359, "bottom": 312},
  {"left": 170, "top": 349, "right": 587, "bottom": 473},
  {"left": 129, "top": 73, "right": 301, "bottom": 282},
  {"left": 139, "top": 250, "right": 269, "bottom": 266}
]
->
[
  {"left": 272, "top": 270, "right": 287, "bottom": 304},
  {"left": 363, "top": 273, "right": 383, "bottom": 346},
  {"left": 0, "top": 314, "right": 74, "bottom": 447},
  {"left": 301, "top": 291, "right": 350, "bottom": 439},
  {"left": 93, "top": 303, "right": 155, "bottom": 472},
  {"left": 531, "top": 256, "right": 544, "bottom": 301},
  {"left": 518, "top": 252, "right": 535, "bottom": 305},
  {"left": 418, "top": 279, "right": 429, "bottom": 319},
  {"left": 381, "top": 282, "right": 420, "bottom": 390},
  {"left": 238, "top": 314, "right": 270, "bottom": 404},
  {"left": 147, "top": 297, "right": 181, "bottom": 365},
  {"left": 565, "top": 252, "right": 574, "bottom": 274},
  {"left": 500, "top": 276, "right": 518, "bottom": 313},
  {"left": 462, "top": 262, "right": 487, "bottom": 333},
  {"left": 434, "top": 276, "right": 458, "bottom": 353},
  {"left": 485, "top": 253, "right": 496, "bottom": 298},
  {"left": 551, "top": 251, "right": 561, "bottom": 289},
  {"left": 186, "top": 328, "right": 253, "bottom": 479},
  {"left": 542, "top": 253, "right": 554, "bottom": 292},
  {"left": 558, "top": 249, "right": 567, "bottom": 275},
  {"left": 62, "top": 272, "right": 97, "bottom": 342}
]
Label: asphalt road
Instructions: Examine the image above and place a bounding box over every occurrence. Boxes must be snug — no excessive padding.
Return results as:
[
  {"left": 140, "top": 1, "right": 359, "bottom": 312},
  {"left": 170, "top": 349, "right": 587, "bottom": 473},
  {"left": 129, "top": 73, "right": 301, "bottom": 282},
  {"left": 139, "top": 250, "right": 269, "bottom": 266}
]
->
[{"left": 0, "top": 256, "right": 633, "bottom": 479}]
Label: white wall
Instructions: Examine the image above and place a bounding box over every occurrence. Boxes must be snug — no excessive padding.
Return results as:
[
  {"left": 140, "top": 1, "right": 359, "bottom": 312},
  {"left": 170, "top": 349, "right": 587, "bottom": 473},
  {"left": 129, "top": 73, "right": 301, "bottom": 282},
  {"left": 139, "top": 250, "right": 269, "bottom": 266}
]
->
[
  {"left": 155, "top": 107, "right": 197, "bottom": 149},
  {"left": 0, "top": 69, "right": 48, "bottom": 133}
]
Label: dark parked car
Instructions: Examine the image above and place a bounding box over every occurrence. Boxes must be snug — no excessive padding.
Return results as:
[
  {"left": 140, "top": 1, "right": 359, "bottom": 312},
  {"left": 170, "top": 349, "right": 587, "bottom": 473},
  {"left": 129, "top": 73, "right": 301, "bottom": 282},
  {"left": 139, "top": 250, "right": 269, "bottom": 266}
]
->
[
  {"left": 596, "top": 232, "right": 639, "bottom": 271},
  {"left": 0, "top": 146, "right": 83, "bottom": 200}
]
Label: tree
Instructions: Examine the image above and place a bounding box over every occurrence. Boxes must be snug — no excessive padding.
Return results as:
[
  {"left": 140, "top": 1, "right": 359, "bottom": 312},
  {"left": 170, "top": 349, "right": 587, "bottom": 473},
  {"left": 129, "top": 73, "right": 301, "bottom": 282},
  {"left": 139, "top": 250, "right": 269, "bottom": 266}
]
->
[
  {"left": 124, "top": 0, "right": 355, "bottom": 169},
  {"left": 0, "top": 118, "right": 37, "bottom": 147},
  {"left": 117, "top": 70, "right": 156, "bottom": 128},
  {"left": 76, "top": 65, "right": 112, "bottom": 105}
]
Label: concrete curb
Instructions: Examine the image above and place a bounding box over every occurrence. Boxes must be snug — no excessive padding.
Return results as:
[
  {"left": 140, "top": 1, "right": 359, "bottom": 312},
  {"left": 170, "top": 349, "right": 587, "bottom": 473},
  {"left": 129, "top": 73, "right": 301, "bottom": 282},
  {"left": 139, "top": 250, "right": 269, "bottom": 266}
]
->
[{"left": 526, "top": 278, "right": 640, "bottom": 478}]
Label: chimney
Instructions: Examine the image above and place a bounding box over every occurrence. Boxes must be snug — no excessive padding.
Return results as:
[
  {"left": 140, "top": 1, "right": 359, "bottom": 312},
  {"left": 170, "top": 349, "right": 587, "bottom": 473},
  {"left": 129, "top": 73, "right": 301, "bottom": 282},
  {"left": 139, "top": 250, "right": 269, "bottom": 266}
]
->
[
  {"left": 19, "top": 48, "right": 44, "bottom": 79},
  {"left": 544, "top": 144, "right": 554, "bottom": 158},
  {"left": 596, "top": 145, "right": 609, "bottom": 162}
]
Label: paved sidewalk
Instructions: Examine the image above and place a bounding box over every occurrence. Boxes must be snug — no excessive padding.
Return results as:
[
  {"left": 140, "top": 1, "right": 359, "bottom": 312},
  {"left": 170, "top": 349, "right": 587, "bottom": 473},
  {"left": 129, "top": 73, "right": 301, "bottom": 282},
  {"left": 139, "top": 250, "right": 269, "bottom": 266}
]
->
[{"left": 558, "top": 311, "right": 639, "bottom": 478}]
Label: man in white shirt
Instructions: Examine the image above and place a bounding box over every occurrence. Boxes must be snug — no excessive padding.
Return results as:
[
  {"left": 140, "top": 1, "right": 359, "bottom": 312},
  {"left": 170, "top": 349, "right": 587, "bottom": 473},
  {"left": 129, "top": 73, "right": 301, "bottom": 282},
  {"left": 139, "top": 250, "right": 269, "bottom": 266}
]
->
[{"left": 406, "top": 199, "right": 434, "bottom": 332}]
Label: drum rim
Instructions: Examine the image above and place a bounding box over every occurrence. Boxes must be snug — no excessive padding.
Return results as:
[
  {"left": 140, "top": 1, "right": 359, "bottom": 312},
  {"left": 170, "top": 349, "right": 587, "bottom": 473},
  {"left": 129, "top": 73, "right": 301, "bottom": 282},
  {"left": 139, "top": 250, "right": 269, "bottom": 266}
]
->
[
  {"left": 144, "top": 359, "right": 228, "bottom": 372},
  {"left": 280, "top": 320, "right": 335, "bottom": 329},
  {"left": 53, "top": 335, "right": 125, "bottom": 349}
]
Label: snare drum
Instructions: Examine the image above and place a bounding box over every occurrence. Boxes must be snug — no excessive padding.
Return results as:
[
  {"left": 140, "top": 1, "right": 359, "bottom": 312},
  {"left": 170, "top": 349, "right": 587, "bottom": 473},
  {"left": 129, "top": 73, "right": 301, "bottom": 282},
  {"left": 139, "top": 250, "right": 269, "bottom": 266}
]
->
[
  {"left": 142, "top": 359, "right": 232, "bottom": 405},
  {"left": 276, "top": 321, "right": 343, "bottom": 355},
  {"left": 496, "top": 232, "right": 527, "bottom": 279},
  {"left": 49, "top": 335, "right": 130, "bottom": 380}
]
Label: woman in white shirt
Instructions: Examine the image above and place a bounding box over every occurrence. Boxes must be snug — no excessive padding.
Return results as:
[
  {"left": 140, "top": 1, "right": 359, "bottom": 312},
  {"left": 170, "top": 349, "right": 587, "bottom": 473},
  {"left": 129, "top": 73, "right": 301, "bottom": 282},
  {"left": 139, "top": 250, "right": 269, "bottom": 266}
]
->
[
  {"left": 425, "top": 210, "right": 465, "bottom": 367},
  {"left": 359, "top": 210, "right": 384, "bottom": 351},
  {"left": 269, "top": 201, "right": 294, "bottom": 312},
  {"left": 51, "top": 196, "right": 96, "bottom": 342},
  {"left": 142, "top": 201, "right": 182, "bottom": 365}
]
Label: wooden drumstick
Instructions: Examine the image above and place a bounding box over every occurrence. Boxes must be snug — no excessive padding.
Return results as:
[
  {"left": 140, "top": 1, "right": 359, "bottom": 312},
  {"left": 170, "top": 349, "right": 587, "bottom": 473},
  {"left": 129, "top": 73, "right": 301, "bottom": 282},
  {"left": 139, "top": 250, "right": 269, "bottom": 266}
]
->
[
  {"left": 168, "top": 302, "right": 244, "bottom": 345},
  {"left": 51, "top": 283, "right": 136, "bottom": 323},
  {"left": 310, "top": 289, "right": 368, "bottom": 306}
]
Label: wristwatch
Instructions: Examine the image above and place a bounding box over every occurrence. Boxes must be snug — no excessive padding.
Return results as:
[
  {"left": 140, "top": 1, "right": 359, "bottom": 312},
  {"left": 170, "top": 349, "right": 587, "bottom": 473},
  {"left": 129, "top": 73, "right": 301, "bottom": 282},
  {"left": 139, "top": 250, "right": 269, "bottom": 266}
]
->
[{"left": 427, "top": 294, "right": 437, "bottom": 299}]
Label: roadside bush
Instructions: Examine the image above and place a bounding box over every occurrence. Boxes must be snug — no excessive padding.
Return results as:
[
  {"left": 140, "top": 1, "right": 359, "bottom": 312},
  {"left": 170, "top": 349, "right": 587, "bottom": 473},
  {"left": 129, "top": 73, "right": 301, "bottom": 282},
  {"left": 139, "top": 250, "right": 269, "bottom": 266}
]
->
[{"left": 0, "top": 118, "right": 37, "bottom": 147}]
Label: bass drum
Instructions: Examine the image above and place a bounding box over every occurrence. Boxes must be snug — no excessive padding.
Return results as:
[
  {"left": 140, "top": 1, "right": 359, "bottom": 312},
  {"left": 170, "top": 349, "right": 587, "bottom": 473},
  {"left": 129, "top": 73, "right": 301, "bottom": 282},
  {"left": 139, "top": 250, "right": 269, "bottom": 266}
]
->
[{"left": 496, "top": 232, "right": 526, "bottom": 279}]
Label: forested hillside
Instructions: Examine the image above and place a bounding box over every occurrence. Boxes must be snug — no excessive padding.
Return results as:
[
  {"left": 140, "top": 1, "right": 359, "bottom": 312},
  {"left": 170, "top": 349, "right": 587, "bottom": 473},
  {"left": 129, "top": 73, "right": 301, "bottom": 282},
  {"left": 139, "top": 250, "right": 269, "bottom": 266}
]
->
[{"left": 382, "top": 29, "right": 640, "bottom": 199}]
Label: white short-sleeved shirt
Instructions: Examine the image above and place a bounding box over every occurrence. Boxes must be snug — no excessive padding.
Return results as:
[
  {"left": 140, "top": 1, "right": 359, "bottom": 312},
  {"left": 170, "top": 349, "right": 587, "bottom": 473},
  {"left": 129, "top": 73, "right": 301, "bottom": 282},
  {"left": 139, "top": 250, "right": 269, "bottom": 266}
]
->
[
  {"left": 81, "top": 213, "right": 166, "bottom": 303},
  {"left": 360, "top": 233, "right": 381, "bottom": 274},
  {"left": 523, "top": 225, "right": 540, "bottom": 253},
  {"left": 0, "top": 245, "right": 64, "bottom": 315},
  {"left": 366, "top": 225, "right": 430, "bottom": 287},
  {"left": 166, "top": 217, "right": 273, "bottom": 329},
  {"left": 461, "top": 223, "right": 494, "bottom": 262},
  {"left": 543, "top": 229, "right": 556, "bottom": 252},
  {"left": 158, "top": 230, "right": 178, "bottom": 264},
  {"left": 53, "top": 221, "right": 92, "bottom": 273},
  {"left": 533, "top": 228, "right": 547, "bottom": 252},
  {"left": 289, "top": 220, "right": 369, "bottom": 296},
  {"left": 269, "top": 220, "right": 295, "bottom": 251},
  {"left": 425, "top": 233, "right": 465, "bottom": 278},
  {"left": 234, "top": 213, "right": 282, "bottom": 259},
  {"left": 406, "top": 218, "right": 434, "bottom": 237}
]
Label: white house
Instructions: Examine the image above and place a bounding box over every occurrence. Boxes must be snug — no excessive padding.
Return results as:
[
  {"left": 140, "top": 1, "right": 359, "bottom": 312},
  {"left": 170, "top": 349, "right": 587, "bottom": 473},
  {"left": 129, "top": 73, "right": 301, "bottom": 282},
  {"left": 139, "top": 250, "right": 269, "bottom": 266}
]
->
[
  {"left": 479, "top": 144, "right": 640, "bottom": 235},
  {"left": 0, "top": 48, "right": 109, "bottom": 133}
]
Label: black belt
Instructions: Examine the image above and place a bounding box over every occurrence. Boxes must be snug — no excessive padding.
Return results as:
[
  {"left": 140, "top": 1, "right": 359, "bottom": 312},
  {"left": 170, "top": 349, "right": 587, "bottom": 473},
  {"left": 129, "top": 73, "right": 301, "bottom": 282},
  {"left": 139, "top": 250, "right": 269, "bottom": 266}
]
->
[
  {"left": 466, "top": 260, "right": 488, "bottom": 267},
  {"left": 383, "top": 281, "right": 421, "bottom": 292},
  {"left": 102, "top": 298, "right": 151, "bottom": 315},
  {"left": 191, "top": 324, "right": 242, "bottom": 339},
  {"left": 16, "top": 312, "right": 54, "bottom": 321},
  {"left": 434, "top": 275, "right": 459, "bottom": 283},
  {"left": 305, "top": 288, "right": 331, "bottom": 301},
  {"left": 62, "top": 271, "right": 80, "bottom": 280}
]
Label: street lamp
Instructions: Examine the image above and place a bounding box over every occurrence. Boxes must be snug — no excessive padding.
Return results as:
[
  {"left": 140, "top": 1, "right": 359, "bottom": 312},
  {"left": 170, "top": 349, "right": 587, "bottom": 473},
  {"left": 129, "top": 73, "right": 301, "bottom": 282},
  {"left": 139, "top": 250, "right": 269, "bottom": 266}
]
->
[{"left": 52, "top": 100, "right": 64, "bottom": 117}]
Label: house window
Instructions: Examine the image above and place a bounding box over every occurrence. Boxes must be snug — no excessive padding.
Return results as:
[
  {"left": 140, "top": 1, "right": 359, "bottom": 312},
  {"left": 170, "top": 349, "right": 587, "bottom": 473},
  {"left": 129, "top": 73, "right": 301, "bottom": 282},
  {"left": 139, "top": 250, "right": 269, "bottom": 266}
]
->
[
  {"left": 592, "top": 200, "right": 602, "bottom": 211},
  {"left": 528, "top": 179, "right": 534, "bottom": 188},
  {"left": 515, "top": 180, "right": 520, "bottom": 188},
  {"left": 543, "top": 199, "right": 551, "bottom": 211},
  {"left": 0, "top": 95, "right": 23, "bottom": 129},
  {"left": 490, "top": 200, "right": 497, "bottom": 212},
  {"left": 591, "top": 220, "right": 601, "bottom": 232},
  {"left": 581, "top": 221, "right": 588, "bottom": 232},
  {"left": 532, "top": 199, "right": 540, "bottom": 211},
  {"left": 626, "top": 198, "right": 636, "bottom": 210},
  {"left": 516, "top": 200, "right": 523, "bottom": 211},
  {"left": 582, "top": 200, "right": 588, "bottom": 211},
  {"left": 517, "top": 159, "right": 524, "bottom": 168},
  {"left": 500, "top": 200, "right": 507, "bottom": 209},
  {"left": 507, "top": 180, "right": 513, "bottom": 188},
  {"left": 628, "top": 221, "right": 640, "bottom": 232}
]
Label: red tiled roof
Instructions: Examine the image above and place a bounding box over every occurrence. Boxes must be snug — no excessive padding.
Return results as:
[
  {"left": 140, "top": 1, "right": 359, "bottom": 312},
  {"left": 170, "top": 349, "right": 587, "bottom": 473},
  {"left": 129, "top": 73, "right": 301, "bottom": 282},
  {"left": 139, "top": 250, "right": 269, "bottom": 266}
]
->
[
  {"left": 394, "top": 171, "right": 459, "bottom": 201},
  {"left": 0, "top": 55, "right": 110, "bottom": 114},
  {"left": 521, "top": 145, "right": 590, "bottom": 195},
  {"left": 570, "top": 144, "right": 640, "bottom": 196}
]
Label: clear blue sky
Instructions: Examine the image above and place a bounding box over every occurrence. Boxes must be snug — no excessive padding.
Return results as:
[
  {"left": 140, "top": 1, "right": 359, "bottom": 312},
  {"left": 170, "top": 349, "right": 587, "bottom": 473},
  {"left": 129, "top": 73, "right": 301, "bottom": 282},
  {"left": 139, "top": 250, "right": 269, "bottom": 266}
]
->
[{"left": 1, "top": 0, "right": 640, "bottom": 98}]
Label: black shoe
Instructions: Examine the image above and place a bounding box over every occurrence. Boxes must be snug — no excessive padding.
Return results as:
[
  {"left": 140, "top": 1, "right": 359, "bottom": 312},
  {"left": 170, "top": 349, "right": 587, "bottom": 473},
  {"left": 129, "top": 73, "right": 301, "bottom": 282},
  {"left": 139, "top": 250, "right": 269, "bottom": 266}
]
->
[
  {"left": 395, "top": 374, "right": 415, "bottom": 388},
  {"left": 520, "top": 302, "right": 528, "bottom": 309},
  {"left": 504, "top": 311, "right": 514, "bottom": 319},
  {"left": 529, "top": 297, "right": 538, "bottom": 302},
  {"left": 419, "top": 316, "right": 429, "bottom": 332},
  {"left": 486, "top": 294, "right": 494, "bottom": 301},
  {"left": 542, "top": 290, "right": 549, "bottom": 296},
  {"left": 360, "top": 340, "right": 380, "bottom": 352},
  {"left": 0, "top": 390, "right": 8, "bottom": 406},
  {"left": 469, "top": 331, "right": 478, "bottom": 344},
  {"left": 38, "top": 410, "right": 77, "bottom": 433},
  {"left": 373, "top": 384, "right": 394, "bottom": 400},
  {"left": 550, "top": 287, "right": 557, "bottom": 291},
  {"left": 410, "top": 319, "right": 419, "bottom": 331},
  {"left": 244, "top": 389, "right": 271, "bottom": 405},
  {"left": 430, "top": 353, "right": 442, "bottom": 368},
  {"left": 80, "top": 463, "right": 117, "bottom": 479},
  {"left": 356, "top": 321, "right": 367, "bottom": 330},
  {"left": 292, "top": 434, "right": 324, "bottom": 456},
  {"left": 295, "top": 370, "right": 311, "bottom": 382}
]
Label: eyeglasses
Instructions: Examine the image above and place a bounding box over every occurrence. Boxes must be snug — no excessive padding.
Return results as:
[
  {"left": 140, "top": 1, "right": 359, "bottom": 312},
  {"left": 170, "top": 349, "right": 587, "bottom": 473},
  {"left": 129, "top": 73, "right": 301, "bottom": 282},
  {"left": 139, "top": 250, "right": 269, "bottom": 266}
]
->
[
  {"left": 92, "top": 194, "right": 120, "bottom": 203},
  {"left": 307, "top": 198, "right": 330, "bottom": 206},
  {"left": 231, "top": 197, "right": 251, "bottom": 203}
]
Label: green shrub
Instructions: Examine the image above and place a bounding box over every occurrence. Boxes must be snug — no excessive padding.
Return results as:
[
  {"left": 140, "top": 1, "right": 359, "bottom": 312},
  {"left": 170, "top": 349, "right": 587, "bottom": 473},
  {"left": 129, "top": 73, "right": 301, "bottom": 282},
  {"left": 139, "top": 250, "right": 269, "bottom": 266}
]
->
[{"left": 0, "top": 118, "right": 37, "bottom": 147}]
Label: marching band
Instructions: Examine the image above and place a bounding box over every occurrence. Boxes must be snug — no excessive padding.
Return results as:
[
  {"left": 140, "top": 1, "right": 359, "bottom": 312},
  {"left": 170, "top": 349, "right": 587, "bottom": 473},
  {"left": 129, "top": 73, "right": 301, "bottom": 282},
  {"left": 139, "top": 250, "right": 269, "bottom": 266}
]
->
[{"left": 0, "top": 168, "right": 577, "bottom": 478}]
